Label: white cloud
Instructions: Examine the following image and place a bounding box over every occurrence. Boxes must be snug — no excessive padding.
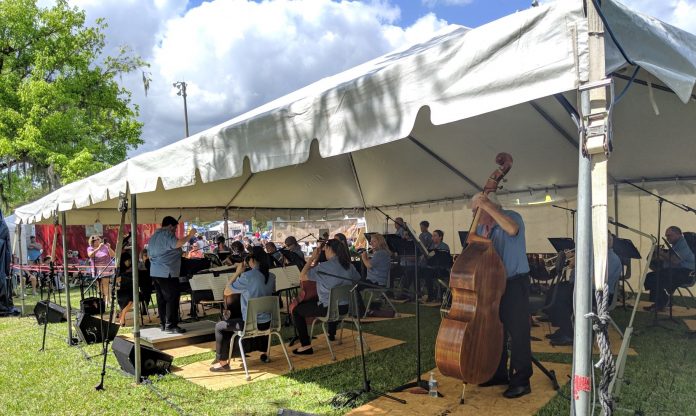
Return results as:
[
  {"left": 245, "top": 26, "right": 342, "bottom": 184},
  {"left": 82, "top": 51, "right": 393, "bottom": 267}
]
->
[
  {"left": 48, "top": 0, "right": 696, "bottom": 155},
  {"left": 61, "top": 0, "right": 448, "bottom": 154}
]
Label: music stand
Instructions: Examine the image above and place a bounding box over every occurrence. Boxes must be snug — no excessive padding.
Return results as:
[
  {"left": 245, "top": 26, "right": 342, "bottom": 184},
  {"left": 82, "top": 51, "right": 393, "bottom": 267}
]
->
[
  {"left": 457, "top": 231, "right": 469, "bottom": 249},
  {"left": 392, "top": 222, "right": 441, "bottom": 396},
  {"left": 610, "top": 237, "right": 640, "bottom": 309},
  {"left": 548, "top": 237, "right": 575, "bottom": 253},
  {"left": 364, "top": 232, "right": 375, "bottom": 244},
  {"left": 611, "top": 238, "right": 641, "bottom": 260}
]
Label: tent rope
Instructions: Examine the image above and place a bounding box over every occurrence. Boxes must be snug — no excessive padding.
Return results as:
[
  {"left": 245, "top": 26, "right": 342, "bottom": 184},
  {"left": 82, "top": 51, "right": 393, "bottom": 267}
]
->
[{"left": 585, "top": 282, "right": 615, "bottom": 415}]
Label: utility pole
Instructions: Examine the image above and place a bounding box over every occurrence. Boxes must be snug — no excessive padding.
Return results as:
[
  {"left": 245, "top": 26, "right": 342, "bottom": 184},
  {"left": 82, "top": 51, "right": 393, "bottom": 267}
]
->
[{"left": 173, "top": 81, "right": 190, "bottom": 137}]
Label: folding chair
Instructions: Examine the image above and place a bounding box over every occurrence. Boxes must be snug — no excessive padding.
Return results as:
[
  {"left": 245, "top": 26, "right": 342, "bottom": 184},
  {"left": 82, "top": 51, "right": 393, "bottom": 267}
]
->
[
  {"left": 309, "top": 284, "right": 369, "bottom": 361},
  {"left": 361, "top": 269, "right": 399, "bottom": 318},
  {"left": 229, "top": 296, "right": 293, "bottom": 381}
]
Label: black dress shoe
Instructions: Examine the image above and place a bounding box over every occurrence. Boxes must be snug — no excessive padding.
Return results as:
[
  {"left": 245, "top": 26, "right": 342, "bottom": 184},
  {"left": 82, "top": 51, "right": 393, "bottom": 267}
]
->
[
  {"left": 292, "top": 347, "right": 314, "bottom": 355},
  {"left": 166, "top": 326, "right": 187, "bottom": 334},
  {"left": 545, "top": 330, "right": 562, "bottom": 339},
  {"left": 550, "top": 335, "right": 573, "bottom": 346},
  {"left": 327, "top": 334, "right": 336, "bottom": 342},
  {"left": 478, "top": 377, "right": 509, "bottom": 387},
  {"left": 503, "top": 384, "right": 531, "bottom": 399}
]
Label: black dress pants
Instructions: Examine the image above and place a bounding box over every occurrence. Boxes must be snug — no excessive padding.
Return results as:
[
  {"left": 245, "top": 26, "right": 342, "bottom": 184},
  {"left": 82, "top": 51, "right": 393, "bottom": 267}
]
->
[
  {"left": 215, "top": 318, "right": 270, "bottom": 361},
  {"left": 292, "top": 301, "right": 349, "bottom": 347},
  {"left": 644, "top": 268, "right": 693, "bottom": 307},
  {"left": 491, "top": 274, "right": 533, "bottom": 388},
  {"left": 153, "top": 277, "right": 181, "bottom": 328}
]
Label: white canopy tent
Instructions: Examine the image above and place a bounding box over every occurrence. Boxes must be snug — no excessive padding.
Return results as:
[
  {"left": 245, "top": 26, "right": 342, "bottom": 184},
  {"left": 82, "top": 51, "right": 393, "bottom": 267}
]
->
[
  {"left": 12, "top": 0, "right": 696, "bottom": 409},
  {"left": 14, "top": 0, "right": 696, "bottom": 228}
]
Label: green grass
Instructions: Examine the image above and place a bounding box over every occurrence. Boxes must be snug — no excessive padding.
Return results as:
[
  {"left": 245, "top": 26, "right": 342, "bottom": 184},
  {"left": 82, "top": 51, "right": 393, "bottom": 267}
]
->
[{"left": 2, "top": 292, "right": 696, "bottom": 415}]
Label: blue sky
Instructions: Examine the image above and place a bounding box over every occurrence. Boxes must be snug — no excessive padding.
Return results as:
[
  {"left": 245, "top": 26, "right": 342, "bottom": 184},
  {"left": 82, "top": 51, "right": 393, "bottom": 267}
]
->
[{"left": 186, "top": 0, "right": 535, "bottom": 28}]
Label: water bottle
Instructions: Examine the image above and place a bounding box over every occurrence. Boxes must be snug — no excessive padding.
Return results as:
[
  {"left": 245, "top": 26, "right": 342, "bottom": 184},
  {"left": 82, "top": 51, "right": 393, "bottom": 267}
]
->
[{"left": 428, "top": 371, "right": 438, "bottom": 397}]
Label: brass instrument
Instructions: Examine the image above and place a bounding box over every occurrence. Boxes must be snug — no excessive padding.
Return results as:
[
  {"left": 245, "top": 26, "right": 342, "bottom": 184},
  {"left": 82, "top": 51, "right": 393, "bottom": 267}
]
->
[{"left": 544, "top": 248, "right": 575, "bottom": 278}]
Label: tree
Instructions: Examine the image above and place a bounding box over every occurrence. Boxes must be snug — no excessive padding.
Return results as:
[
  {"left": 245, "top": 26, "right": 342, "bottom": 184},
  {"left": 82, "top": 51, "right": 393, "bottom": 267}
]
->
[{"left": 0, "top": 0, "right": 146, "bottom": 211}]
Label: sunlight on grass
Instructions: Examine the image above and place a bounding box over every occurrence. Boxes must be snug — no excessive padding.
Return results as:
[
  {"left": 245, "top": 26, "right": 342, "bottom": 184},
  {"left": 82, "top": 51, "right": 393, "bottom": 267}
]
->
[{"left": 1, "top": 296, "right": 695, "bottom": 415}]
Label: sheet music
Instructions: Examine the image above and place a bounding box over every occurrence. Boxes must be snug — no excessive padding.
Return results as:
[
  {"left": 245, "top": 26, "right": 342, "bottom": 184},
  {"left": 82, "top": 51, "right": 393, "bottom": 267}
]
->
[
  {"left": 272, "top": 266, "right": 301, "bottom": 291},
  {"left": 189, "top": 272, "right": 232, "bottom": 300}
]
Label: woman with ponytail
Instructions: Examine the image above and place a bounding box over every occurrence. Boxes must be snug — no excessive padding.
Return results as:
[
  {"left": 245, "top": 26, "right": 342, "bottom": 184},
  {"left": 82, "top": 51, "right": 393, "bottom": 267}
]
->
[
  {"left": 291, "top": 238, "right": 361, "bottom": 355},
  {"left": 210, "top": 246, "right": 276, "bottom": 372}
]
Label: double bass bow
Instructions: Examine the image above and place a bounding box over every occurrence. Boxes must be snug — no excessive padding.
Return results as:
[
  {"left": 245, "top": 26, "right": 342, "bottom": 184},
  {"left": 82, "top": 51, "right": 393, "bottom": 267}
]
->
[{"left": 435, "top": 152, "right": 513, "bottom": 398}]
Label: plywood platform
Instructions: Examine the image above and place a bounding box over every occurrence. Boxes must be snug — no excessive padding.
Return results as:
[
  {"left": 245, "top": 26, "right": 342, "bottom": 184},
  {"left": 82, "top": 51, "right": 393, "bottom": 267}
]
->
[
  {"left": 173, "top": 329, "right": 404, "bottom": 390},
  {"left": 349, "top": 362, "right": 571, "bottom": 416},
  {"left": 531, "top": 323, "right": 636, "bottom": 356},
  {"left": 345, "top": 313, "right": 414, "bottom": 324},
  {"left": 120, "top": 320, "right": 216, "bottom": 350},
  {"left": 682, "top": 319, "right": 696, "bottom": 332}
]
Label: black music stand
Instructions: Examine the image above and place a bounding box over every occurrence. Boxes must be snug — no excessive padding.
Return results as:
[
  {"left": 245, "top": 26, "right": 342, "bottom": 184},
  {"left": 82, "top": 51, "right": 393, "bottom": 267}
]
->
[
  {"left": 611, "top": 238, "right": 641, "bottom": 260},
  {"left": 391, "top": 222, "right": 441, "bottom": 396},
  {"left": 548, "top": 237, "right": 575, "bottom": 253},
  {"left": 611, "top": 237, "right": 641, "bottom": 308}
]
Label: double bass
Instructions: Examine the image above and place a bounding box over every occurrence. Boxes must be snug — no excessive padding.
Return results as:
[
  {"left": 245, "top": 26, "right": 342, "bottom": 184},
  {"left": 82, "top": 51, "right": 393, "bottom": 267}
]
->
[{"left": 435, "top": 152, "right": 513, "bottom": 398}]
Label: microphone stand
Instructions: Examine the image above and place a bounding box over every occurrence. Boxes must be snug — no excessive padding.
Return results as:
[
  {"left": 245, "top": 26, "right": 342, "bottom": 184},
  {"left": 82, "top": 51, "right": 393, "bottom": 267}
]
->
[
  {"left": 316, "top": 270, "right": 406, "bottom": 407},
  {"left": 551, "top": 205, "right": 577, "bottom": 241},
  {"left": 623, "top": 180, "right": 687, "bottom": 327},
  {"left": 373, "top": 207, "right": 440, "bottom": 396}
]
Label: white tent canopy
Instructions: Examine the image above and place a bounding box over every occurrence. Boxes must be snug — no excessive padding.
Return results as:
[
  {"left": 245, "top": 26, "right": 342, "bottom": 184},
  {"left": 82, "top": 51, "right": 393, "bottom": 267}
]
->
[{"left": 14, "top": 0, "right": 696, "bottom": 226}]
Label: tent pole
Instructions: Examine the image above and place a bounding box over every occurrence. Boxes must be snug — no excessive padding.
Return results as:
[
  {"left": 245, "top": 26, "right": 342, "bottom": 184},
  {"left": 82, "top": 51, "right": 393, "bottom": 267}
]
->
[
  {"left": 573, "top": 1, "right": 611, "bottom": 415},
  {"left": 223, "top": 208, "right": 229, "bottom": 241},
  {"left": 17, "top": 225, "right": 25, "bottom": 316},
  {"left": 131, "top": 193, "right": 142, "bottom": 383},
  {"left": 572, "top": 92, "right": 593, "bottom": 416},
  {"left": 60, "top": 212, "right": 73, "bottom": 345},
  {"left": 614, "top": 183, "right": 619, "bottom": 236}
]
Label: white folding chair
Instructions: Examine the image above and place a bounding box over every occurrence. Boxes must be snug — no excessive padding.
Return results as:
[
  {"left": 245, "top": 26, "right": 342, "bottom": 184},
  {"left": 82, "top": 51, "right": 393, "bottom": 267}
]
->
[
  {"left": 361, "top": 269, "right": 399, "bottom": 318},
  {"left": 309, "top": 284, "right": 369, "bottom": 361},
  {"left": 229, "top": 296, "right": 293, "bottom": 381}
]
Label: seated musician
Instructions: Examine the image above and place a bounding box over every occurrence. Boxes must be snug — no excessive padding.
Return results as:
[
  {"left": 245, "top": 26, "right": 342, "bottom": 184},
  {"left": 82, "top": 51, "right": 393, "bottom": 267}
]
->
[
  {"left": 264, "top": 242, "right": 284, "bottom": 267},
  {"left": 546, "top": 232, "right": 622, "bottom": 346},
  {"left": 354, "top": 233, "right": 391, "bottom": 315},
  {"left": 422, "top": 230, "right": 451, "bottom": 302},
  {"left": 643, "top": 226, "right": 696, "bottom": 312},
  {"left": 284, "top": 236, "right": 305, "bottom": 260},
  {"left": 291, "top": 238, "right": 360, "bottom": 355},
  {"left": 213, "top": 235, "right": 230, "bottom": 255},
  {"left": 210, "top": 246, "right": 276, "bottom": 372},
  {"left": 419, "top": 221, "right": 433, "bottom": 250},
  {"left": 116, "top": 244, "right": 134, "bottom": 327},
  {"left": 394, "top": 217, "right": 409, "bottom": 239}
]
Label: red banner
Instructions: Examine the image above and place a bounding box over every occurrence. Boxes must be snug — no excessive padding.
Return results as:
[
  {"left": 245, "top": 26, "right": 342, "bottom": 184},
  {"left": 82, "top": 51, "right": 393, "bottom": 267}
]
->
[{"left": 34, "top": 223, "right": 183, "bottom": 264}]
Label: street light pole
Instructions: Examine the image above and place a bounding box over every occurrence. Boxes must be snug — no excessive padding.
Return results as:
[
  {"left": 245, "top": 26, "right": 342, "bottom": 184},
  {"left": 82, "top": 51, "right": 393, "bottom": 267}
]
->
[{"left": 173, "top": 81, "right": 190, "bottom": 137}]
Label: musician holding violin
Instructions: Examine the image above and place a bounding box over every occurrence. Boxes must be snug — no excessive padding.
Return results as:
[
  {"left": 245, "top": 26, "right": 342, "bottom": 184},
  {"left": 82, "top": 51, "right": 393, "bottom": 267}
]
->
[
  {"left": 471, "top": 192, "right": 533, "bottom": 399},
  {"left": 210, "top": 246, "right": 276, "bottom": 372},
  {"left": 291, "top": 238, "right": 360, "bottom": 355},
  {"left": 643, "top": 226, "right": 695, "bottom": 312}
]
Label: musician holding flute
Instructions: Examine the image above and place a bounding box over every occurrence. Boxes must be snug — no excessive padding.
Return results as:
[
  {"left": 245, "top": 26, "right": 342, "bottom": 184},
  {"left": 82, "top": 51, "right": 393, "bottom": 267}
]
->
[
  {"left": 148, "top": 216, "right": 196, "bottom": 334},
  {"left": 643, "top": 226, "right": 695, "bottom": 312}
]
